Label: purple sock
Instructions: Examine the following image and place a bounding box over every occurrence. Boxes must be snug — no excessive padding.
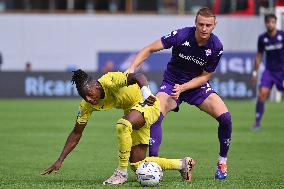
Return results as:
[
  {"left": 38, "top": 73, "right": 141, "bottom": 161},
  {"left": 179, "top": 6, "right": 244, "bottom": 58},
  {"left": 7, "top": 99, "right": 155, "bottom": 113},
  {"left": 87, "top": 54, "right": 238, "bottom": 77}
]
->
[
  {"left": 255, "top": 100, "right": 265, "bottom": 126},
  {"left": 149, "top": 112, "right": 164, "bottom": 157},
  {"left": 216, "top": 112, "right": 232, "bottom": 158}
]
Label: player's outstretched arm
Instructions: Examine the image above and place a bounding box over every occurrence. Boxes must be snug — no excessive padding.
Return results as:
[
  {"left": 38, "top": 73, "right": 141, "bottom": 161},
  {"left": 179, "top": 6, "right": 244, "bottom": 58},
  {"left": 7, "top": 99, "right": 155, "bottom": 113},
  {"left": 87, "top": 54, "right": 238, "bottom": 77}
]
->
[
  {"left": 127, "top": 39, "right": 164, "bottom": 73},
  {"left": 127, "top": 73, "right": 156, "bottom": 106},
  {"left": 41, "top": 122, "right": 86, "bottom": 175},
  {"left": 127, "top": 73, "right": 149, "bottom": 87}
]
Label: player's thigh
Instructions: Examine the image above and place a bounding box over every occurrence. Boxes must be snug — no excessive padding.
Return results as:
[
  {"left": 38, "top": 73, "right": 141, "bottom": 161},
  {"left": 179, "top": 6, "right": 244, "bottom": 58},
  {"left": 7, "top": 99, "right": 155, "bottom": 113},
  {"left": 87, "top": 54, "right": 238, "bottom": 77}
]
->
[
  {"left": 156, "top": 92, "right": 177, "bottom": 115},
  {"left": 130, "top": 99, "right": 160, "bottom": 148},
  {"left": 258, "top": 87, "right": 270, "bottom": 101},
  {"left": 129, "top": 144, "right": 148, "bottom": 163},
  {"left": 198, "top": 93, "right": 228, "bottom": 118},
  {"left": 123, "top": 110, "right": 146, "bottom": 130},
  {"left": 126, "top": 98, "right": 160, "bottom": 130}
]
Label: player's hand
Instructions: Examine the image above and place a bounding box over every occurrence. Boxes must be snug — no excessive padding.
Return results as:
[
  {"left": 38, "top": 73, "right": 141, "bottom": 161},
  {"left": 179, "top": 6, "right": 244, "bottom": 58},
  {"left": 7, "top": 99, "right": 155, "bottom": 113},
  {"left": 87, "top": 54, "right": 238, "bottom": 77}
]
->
[
  {"left": 171, "top": 84, "right": 184, "bottom": 100},
  {"left": 41, "top": 160, "right": 62, "bottom": 175},
  {"left": 145, "top": 95, "right": 156, "bottom": 106},
  {"left": 125, "top": 67, "right": 135, "bottom": 73}
]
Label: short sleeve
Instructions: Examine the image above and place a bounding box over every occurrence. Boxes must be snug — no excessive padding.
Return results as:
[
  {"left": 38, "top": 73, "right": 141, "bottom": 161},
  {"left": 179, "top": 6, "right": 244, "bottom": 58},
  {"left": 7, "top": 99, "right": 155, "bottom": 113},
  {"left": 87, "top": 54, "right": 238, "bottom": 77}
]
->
[
  {"left": 98, "top": 72, "right": 128, "bottom": 91},
  {"left": 76, "top": 100, "right": 93, "bottom": 125},
  {"left": 257, "top": 36, "right": 264, "bottom": 53},
  {"left": 161, "top": 27, "right": 189, "bottom": 49},
  {"left": 204, "top": 43, "right": 223, "bottom": 73}
]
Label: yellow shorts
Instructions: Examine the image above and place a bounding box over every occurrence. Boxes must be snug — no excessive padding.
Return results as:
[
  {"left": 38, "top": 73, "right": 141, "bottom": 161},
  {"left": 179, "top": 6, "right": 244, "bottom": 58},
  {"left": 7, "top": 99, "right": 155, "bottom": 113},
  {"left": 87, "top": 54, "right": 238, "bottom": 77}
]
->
[{"left": 130, "top": 98, "right": 160, "bottom": 146}]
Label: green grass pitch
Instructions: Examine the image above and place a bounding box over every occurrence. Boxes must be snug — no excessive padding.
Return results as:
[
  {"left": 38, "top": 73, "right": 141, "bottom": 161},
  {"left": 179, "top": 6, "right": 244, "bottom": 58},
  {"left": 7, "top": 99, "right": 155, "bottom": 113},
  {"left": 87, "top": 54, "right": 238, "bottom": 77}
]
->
[{"left": 0, "top": 99, "right": 283, "bottom": 188}]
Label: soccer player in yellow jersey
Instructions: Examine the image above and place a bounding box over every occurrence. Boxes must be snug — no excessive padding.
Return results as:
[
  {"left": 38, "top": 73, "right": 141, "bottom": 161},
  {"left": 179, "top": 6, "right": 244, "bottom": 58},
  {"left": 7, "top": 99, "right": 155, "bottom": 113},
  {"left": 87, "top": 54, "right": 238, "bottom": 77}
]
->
[{"left": 41, "top": 69, "right": 196, "bottom": 185}]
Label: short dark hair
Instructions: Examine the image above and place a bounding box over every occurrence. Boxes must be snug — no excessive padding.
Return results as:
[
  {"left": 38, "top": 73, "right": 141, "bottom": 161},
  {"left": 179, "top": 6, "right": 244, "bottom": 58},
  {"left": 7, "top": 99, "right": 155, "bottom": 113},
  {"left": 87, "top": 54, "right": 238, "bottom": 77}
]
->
[
  {"left": 265, "top": 13, "right": 277, "bottom": 23},
  {"left": 71, "top": 69, "right": 92, "bottom": 98},
  {"left": 195, "top": 7, "right": 216, "bottom": 22}
]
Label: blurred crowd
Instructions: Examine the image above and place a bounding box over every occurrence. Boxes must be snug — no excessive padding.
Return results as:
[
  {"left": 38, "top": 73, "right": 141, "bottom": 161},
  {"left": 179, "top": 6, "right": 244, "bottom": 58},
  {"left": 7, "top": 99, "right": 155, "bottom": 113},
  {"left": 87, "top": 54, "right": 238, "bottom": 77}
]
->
[{"left": 0, "top": 0, "right": 280, "bottom": 15}]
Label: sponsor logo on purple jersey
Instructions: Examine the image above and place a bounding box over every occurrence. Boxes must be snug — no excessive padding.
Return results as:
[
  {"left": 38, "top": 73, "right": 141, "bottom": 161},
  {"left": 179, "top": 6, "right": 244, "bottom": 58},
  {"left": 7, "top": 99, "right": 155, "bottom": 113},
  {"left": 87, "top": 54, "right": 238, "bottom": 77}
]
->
[{"left": 258, "top": 30, "right": 284, "bottom": 72}]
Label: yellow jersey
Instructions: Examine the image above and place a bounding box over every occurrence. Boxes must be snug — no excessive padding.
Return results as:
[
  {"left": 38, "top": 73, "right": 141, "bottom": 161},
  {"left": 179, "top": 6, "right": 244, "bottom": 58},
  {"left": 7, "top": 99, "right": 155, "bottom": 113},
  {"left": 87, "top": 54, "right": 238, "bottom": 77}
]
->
[{"left": 76, "top": 72, "right": 144, "bottom": 124}]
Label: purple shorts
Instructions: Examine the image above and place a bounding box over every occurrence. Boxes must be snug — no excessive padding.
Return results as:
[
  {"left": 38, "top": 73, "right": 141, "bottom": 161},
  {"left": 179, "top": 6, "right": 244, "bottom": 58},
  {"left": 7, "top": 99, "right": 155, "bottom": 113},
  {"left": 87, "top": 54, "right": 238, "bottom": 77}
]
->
[
  {"left": 259, "top": 70, "right": 284, "bottom": 91},
  {"left": 157, "top": 81, "right": 216, "bottom": 111}
]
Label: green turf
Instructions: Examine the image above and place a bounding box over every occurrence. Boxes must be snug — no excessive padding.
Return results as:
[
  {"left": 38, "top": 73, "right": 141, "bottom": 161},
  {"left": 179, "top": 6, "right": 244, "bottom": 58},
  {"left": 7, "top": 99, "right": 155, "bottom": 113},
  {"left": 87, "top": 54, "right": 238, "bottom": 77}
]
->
[{"left": 0, "top": 99, "right": 283, "bottom": 188}]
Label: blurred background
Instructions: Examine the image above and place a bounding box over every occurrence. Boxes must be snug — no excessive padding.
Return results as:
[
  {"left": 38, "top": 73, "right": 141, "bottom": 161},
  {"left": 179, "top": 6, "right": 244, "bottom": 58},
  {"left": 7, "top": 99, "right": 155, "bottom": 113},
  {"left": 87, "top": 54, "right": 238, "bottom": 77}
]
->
[{"left": 0, "top": 0, "right": 283, "bottom": 100}]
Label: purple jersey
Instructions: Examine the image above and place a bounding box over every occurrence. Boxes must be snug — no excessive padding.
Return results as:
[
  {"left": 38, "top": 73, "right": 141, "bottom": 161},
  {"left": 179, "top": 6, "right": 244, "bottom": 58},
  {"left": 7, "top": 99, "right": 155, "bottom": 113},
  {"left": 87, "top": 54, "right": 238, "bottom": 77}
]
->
[
  {"left": 258, "top": 30, "right": 284, "bottom": 71},
  {"left": 161, "top": 27, "right": 223, "bottom": 85}
]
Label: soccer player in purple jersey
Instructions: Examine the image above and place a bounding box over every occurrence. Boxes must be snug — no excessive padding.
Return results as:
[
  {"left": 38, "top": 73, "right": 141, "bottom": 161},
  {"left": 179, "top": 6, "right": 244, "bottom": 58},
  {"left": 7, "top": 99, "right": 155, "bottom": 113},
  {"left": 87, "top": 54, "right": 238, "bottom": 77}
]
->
[
  {"left": 127, "top": 7, "right": 232, "bottom": 180},
  {"left": 252, "top": 14, "right": 284, "bottom": 130}
]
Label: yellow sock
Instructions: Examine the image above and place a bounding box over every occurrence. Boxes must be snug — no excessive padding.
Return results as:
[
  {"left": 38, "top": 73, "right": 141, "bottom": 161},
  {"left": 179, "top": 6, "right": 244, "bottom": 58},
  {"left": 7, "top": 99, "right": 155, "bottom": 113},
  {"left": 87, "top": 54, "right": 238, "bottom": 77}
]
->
[
  {"left": 116, "top": 118, "right": 133, "bottom": 168},
  {"left": 130, "top": 157, "right": 181, "bottom": 171}
]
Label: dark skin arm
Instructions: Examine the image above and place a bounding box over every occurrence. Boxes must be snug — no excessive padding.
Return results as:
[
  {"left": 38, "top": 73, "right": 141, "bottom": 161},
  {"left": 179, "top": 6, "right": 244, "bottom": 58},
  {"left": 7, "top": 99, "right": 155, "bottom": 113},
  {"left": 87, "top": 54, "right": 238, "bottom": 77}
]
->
[
  {"left": 127, "top": 73, "right": 156, "bottom": 106},
  {"left": 41, "top": 122, "right": 86, "bottom": 175}
]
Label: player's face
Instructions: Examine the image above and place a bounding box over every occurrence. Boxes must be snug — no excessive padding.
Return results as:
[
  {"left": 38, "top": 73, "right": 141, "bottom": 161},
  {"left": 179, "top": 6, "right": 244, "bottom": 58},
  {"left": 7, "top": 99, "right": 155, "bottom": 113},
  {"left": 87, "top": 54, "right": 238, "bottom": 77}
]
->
[
  {"left": 265, "top": 18, "right": 277, "bottom": 33},
  {"left": 195, "top": 15, "right": 216, "bottom": 40},
  {"left": 84, "top": 84, "right": 101, "bottom": 105}
]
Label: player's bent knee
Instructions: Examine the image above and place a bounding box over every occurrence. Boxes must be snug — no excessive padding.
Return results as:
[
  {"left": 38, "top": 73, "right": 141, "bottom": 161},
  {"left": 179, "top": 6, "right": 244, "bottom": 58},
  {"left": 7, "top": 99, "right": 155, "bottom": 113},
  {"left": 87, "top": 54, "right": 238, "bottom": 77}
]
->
[
  {"left": 258, "top": 88, "right": 270, "bottom": 102},
  {"left": 116, "top": 118, "right": 133, "bottom": 134},
  {"left": 259, "top": 93, "right": 268, "bottom": 102},
  {"left": 123, "top": 110, "right": 145, "bottom": 130}
]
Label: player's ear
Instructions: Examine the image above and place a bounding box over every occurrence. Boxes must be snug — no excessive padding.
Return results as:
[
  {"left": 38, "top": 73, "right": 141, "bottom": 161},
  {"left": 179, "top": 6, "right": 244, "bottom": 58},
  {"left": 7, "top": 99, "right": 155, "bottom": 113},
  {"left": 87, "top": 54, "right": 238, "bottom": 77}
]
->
[{"left": 211, "top": 20, "right": 217, "bottom": 31}]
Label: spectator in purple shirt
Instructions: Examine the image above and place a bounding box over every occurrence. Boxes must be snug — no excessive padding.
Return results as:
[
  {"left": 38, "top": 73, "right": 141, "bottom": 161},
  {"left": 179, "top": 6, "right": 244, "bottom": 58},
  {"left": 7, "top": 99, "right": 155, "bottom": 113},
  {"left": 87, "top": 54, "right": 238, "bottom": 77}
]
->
[
  {"left": 127, "top": 7, "right": 232, "bottom": 180},
  {"left": 252, "top": 14, "right": 284, "bottom": 130}
]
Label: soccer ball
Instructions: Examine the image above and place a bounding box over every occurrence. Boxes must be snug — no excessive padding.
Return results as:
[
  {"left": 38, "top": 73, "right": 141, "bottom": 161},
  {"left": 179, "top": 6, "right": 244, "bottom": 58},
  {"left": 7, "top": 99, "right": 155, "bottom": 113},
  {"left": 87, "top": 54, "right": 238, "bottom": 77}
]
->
[{"left": 136, "top": 161, "right": 163, "bottom": 186}]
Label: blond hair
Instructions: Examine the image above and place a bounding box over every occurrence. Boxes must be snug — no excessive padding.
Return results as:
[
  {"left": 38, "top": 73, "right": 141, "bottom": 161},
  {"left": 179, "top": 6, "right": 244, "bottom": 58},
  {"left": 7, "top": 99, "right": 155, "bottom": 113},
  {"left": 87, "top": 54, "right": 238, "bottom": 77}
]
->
[{"left": 195, "top": 7, "right": 216, "bottom": 22}]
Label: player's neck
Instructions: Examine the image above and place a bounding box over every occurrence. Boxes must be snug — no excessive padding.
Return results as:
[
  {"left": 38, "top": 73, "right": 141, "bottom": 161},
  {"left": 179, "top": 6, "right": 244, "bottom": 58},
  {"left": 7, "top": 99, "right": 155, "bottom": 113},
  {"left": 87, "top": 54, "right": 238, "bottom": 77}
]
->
[
  {"left": 195, "top": 31, "right": 209, "bottom": 46},
  {"left": 267, "top": 29, "right": 277, "bottom": 37}
]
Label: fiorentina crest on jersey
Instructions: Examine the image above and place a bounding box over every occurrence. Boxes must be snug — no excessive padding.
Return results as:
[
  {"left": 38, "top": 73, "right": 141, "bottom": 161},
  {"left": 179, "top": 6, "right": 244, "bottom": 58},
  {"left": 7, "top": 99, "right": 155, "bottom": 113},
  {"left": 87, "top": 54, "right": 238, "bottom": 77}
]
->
[{"left": 205, "top": 49, "right": 212, "bottom": 56}]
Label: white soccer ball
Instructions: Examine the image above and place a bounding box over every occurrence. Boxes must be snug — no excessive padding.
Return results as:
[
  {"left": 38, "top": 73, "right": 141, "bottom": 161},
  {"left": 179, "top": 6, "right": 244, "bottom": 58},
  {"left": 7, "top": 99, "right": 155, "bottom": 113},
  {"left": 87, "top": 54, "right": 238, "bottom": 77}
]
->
[{"left": 136, "top": 161, "right": 163, "bottom": 186}]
